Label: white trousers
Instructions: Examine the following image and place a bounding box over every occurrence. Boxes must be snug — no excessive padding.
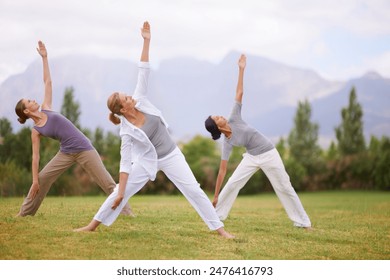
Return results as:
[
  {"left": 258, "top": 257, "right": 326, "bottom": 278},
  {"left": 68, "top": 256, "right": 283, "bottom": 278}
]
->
[
  {"left": 216, "top": 148, "right": 311, "bottom": 227},
  {"left": 94, "top": 147, "right": 224, "bottom": 230}
]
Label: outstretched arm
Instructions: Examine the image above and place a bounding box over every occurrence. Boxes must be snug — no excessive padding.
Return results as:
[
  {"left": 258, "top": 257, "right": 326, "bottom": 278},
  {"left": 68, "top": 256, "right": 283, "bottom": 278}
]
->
[
  {"left": 212, "top": 160, "right": 228, "bottom": 207},
  {"left": 37, "top": 41, "right": 52, "bottom": 110},
  {"left": 133, "top": 21, "right": 151, "bottom": 99},
  {"left": 111, "top": 172, "right": 128, "bottom": 210},
  {"left": 235, "top": 54, "right": 246, "bottom": 104},
  {"left": 112, "top": 134, "right": 132, "bottom": 209},
  {"left": 28, "top": 129, "right": 41, "bottom": 199},
  {"left": 140, "top": 21, "right": 150, "bottom": 62}
]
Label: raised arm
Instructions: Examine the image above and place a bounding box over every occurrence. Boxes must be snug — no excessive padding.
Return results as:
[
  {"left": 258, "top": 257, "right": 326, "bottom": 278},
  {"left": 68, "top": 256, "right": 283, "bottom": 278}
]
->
[
  {"left": 235, "top": 54, "right": 246, "bottom": 104},
  {"left": 37, "top": 41, "right": 52, "bottom": 110},
  {"left": 140, "top": 21, "right": 150, "bottom": 62},
  {"left": 133, "top": 21, "right": 151, "bottom": 99}
]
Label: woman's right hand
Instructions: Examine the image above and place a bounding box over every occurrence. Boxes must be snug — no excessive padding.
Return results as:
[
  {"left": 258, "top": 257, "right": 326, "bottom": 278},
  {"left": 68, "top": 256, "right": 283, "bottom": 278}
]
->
[
  {"left": 28, "top": 182, "right": 40, "bottom": 199},
  {"left": 111, "top": 194, "right": 124, "bottom": 210},
  {"left": 212, "top": 196, "right": 219, "bottom": 208},
  {"left": 36, "top": 41, "right": 48, "bottom": 58}
]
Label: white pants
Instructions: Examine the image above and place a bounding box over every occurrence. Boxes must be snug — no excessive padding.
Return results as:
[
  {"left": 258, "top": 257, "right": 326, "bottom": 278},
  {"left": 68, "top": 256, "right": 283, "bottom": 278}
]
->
[
  {"left": 94, "top": 147, "right": 224, "bottom": 230},
  {"left": 216, "top": 148, "right": 311, "bottom": 227}
]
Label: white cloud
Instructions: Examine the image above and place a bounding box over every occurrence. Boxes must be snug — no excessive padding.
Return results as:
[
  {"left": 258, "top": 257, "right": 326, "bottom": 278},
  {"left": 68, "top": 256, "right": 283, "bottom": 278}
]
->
[{"left": 0, "top": 0, "right": 389, "bottom": 83}]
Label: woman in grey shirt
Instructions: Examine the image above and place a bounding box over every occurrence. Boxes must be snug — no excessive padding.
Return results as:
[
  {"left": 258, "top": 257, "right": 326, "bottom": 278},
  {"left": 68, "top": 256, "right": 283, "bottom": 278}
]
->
[{"left": 205, "top": 54, "right": 311, "bottom": 229}]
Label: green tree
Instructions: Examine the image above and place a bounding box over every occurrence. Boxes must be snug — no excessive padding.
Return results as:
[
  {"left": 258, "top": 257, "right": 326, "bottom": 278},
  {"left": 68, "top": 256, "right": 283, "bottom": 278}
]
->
[
  {"left": 335, "top": 87, "right": 366, "bottom": 155},
  {"left": 181, "top": 135, "right": 220, "bottom": 192},
  {"left": 288, "top": 99, "right": 322, "bottom": 177},
  {"left": 275, "top": 137, "right": 287, "bottom": 159},
  {"left": 61, "top": 87, "right": 81, "bottom": 128},
  {"left": 103, "top": 131, "right": 121, "bottom": 179},
  {"left": 0, "top": 118, "right": 12, "bottom": 138},
  {"left": 0, "top": 127, "right": 32, "bottom": 169},
  {"left": 92, "top": 127, "right": 105, "bottom": 154},
  {"left": 369, "top": 136, "right": 390, "bottom": 190},
  {"left": 326, "top": 141, "right": 338, "bottom": 160},
  {"left": 0, "top": 160, "right": 31, "bottom": 196}
]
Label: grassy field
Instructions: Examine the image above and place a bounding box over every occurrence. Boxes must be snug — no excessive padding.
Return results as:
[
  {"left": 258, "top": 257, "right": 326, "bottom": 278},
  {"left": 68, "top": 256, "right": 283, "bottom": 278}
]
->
[{"left": 0, "top": 191, "right": 389, "bottom": 260}]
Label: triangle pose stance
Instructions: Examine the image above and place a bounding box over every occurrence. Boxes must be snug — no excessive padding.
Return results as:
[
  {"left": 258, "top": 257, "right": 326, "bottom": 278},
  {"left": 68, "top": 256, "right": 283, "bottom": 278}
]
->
[
  {"left": 74, "top": 22, "right": 234, "bottom": 238},
  {"left": 205, "top": 54, "right": 312, "bottom": 229},
  {"left": 14, "top": 41, "right": 133, "bottom": 217}
]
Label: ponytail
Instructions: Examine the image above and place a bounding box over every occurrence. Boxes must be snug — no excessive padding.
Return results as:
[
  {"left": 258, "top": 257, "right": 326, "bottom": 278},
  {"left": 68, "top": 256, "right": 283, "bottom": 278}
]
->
[
  {"left": 107, "top": 92, "right": 123, "bottom": 125},
  {"left": 205, "top": 116, "right": 221, "bottom": 140},
  {"left": 15, "top": 99, "right": 29, "bottom": 124},
  {"left": 109, "top": 112, "right": 121, "bottom": 125},
  {"left": 17, "top": 117, "right": 27, "bottom": 124}
]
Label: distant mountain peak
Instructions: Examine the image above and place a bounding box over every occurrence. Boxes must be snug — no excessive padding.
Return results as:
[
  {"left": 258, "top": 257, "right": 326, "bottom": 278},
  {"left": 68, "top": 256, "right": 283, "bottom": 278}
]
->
[
  {"left": 1, "top": 53, "right": 389, "bottom": 142},
  {"left": 362, "top": 71, "right": 383, "bottom": 80}
]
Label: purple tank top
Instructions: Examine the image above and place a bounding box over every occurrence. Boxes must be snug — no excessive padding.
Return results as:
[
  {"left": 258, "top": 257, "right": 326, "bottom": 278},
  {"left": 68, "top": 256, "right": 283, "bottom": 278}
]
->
[{"left": 34, "top": 110, "right": 93, "bottom": 153}]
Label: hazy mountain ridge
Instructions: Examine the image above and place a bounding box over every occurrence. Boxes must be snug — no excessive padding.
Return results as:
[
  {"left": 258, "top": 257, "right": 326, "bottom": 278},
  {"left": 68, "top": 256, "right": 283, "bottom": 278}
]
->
[{"left": 1, "top": 51, "right": 389, "bottom": 145}]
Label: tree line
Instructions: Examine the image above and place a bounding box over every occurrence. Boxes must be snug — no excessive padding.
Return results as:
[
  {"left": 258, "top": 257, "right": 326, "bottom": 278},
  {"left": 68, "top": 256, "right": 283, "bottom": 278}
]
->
[{"left": 0, "top": 87, "right": 389, "bottom": 197}]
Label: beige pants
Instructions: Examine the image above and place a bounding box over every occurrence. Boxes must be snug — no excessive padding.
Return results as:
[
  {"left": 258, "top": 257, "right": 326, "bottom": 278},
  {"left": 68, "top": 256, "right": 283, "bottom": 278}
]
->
[{"left": 19, "top": 149, "right": 129, "bottom": 216}]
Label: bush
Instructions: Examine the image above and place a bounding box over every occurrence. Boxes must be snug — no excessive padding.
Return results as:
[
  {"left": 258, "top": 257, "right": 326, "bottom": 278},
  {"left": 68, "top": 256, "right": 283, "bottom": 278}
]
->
[
  {"left": 0, "top": 161, "right": 31, "bottom": 197},
  {"left": 284, "top": 158, "right": 307, "bottom": 191}
]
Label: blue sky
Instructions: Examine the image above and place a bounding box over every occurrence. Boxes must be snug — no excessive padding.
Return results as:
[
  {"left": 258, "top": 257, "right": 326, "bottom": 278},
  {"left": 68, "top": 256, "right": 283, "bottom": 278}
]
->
[{"left": 0, "top": 0, "right": 389, "bottom": 83}]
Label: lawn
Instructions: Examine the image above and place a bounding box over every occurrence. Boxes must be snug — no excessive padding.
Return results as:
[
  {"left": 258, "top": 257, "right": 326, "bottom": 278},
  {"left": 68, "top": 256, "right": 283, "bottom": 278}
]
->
[{"left": 0, "top": 191, "right": 389, "bottom": 260}]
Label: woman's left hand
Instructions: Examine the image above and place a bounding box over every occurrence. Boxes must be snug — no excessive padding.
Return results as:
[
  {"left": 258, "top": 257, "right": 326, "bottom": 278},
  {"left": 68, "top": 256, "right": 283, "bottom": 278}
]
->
[
  {"left": 36, "top": 41, "right": 48, "bottom": 58},
  {"left": 141, "top": 21, "right": 151, "bottom": 40},
  {"left": 111, "top": 194, "right": 124, "bottom": 210},
  {"left": 238, "top": 54, "right": 246, "bottom": 69}
]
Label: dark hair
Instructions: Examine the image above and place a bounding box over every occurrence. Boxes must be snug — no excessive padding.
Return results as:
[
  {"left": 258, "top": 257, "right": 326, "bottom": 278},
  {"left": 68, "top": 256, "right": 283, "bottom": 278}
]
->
[
  {"left": 205, "top": 116, "right": 221, "bottom": 140},
  {"left": 15, "top": 99, "right": 28, "bottom": 124}
]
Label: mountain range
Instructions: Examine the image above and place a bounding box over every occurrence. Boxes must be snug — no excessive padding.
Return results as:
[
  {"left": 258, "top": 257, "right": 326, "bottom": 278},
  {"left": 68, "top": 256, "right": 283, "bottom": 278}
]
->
[{"left": 1, "top": 51, "right": 389, "bottom": 146}]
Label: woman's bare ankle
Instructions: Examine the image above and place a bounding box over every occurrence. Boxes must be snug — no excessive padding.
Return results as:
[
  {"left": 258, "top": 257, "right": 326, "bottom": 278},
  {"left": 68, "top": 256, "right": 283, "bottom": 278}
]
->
[
  {"left": 216, "top": 227, "right": 235, "bottom": 239},
  {"left": 74, "top": 220, "right": 100, "bottom": 232}
]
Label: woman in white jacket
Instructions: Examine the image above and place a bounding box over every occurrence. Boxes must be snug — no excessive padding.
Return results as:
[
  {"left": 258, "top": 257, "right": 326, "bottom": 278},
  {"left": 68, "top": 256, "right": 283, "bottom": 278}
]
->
[{"left": 75, "top": 21, "right": 234, "bottom": 238}]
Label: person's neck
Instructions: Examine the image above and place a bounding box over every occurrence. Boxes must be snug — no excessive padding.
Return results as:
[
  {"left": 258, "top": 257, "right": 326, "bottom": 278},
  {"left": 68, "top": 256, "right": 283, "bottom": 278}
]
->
[
  {"left": 125, "top": 109, "right": 145, "bottom": 128},
  {"left": 31, "top": 111, "right": 46, "bottom": 126},
  {"left": 220, "top": 124, "right": 232, "bottom": 139}
]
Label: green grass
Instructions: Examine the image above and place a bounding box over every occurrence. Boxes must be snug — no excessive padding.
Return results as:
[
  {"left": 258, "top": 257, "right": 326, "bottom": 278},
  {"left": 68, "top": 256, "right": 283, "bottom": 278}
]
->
[{"left": 0, "top": 191, "right": 389, "bottom": 260}]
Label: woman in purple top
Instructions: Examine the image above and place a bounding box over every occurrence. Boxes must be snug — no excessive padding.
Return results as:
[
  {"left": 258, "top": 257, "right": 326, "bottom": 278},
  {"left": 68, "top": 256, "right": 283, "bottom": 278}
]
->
[
  {"left": 205, "top": 54, "right": 312, "bottom": 229},
  {"left": 14, "top": 41, "right": 133, "bottom": 217}
]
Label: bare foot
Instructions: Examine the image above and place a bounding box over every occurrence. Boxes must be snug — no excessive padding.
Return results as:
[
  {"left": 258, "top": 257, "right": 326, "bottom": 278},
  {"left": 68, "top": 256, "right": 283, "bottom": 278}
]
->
[
  {"left": 73, "top": 220, "right": 100, "bottom": 232},
  {"left": 216, "top": 227, "right": 235, "bottom": 239},
  {"left": 304, "top": 227, "right": 314, "bottom": 231},
  {"left": 73, "top": 226, "right": 95, "bottom": 232}
]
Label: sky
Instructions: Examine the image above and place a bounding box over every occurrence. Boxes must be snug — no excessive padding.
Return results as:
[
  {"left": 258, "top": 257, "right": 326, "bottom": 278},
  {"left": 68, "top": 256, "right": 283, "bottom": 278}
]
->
[{"left": 0, "top": 0, "right": 390, "bottom": 84}]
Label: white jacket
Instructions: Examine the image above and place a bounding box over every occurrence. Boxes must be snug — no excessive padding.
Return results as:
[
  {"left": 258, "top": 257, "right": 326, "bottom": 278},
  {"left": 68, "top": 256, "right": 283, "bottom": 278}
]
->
[{"left": 119, "top": 62, "right": 169, "bottom": 180}]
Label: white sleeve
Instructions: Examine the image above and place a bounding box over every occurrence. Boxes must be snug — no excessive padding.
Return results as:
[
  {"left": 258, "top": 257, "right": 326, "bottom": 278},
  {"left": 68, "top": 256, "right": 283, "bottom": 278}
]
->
[
  {"left": 119, "top": 134, "right": 133, "bottom": 174},
  {"left": 133, "top": 62, "right": 150, "bottom": 100}
]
